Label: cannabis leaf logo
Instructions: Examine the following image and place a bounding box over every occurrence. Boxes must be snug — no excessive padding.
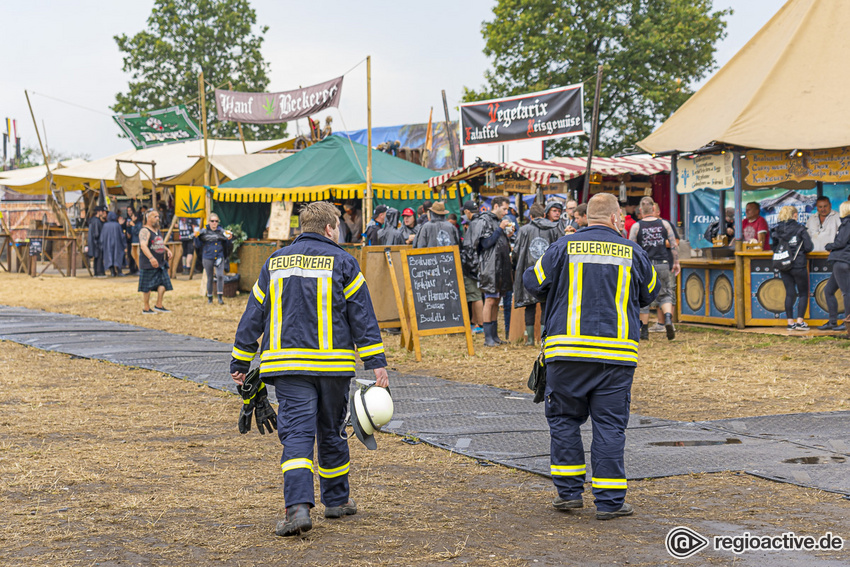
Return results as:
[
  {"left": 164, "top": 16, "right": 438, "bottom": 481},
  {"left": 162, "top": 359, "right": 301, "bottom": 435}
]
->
[
  {"left": 181, "top": 191, "right": 203, "bottom": 216},
  {"left": 263, "top": 96, "right": 274, "bottom": 117}
]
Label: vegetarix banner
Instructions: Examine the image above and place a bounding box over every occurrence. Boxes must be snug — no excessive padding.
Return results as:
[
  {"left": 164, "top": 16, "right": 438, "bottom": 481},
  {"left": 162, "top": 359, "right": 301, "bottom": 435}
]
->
[
  {"left": 459, "top": 84, "right": 584, "bottom": 147},
  {"left": 215, "top": 76, "right": 344, "bottom": 124}
]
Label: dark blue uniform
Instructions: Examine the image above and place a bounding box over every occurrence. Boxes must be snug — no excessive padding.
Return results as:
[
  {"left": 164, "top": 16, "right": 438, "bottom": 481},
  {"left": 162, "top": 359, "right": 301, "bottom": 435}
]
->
[
  {"left": 230, "top": 232, "right": 386, "bottom": 510},
  {"left": 523, "top": 225, "right": 657, "bottom": 512}
]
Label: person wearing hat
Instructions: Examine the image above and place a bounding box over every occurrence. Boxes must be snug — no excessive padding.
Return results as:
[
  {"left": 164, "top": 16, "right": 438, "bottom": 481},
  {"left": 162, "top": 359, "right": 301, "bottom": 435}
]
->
[
  {"left": 400, "top": 208, "right": 419, "bottom": 244},
  {"left": 413, "top": 201, "right": 459, "bottom": 248},
  {"left": 86, "top": 206, "right": 108, "bottom": 277},
  {"left": 364, "top": 205, "right": 388, "bottom": 246}
]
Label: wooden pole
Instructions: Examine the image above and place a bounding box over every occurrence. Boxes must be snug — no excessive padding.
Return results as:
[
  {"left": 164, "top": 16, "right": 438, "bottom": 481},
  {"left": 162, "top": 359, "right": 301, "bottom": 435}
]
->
[
  {"left": 229, "top": 81, "right": 248, "bottom": 154},
  {"left": 581, "top": 65, "right": 604, "bottom": 204},
  {"left": 364, "top": 55, "right": 373, "bottom": 236},
  {"left": 199, "top": 72, "right": 211, "bottom": 223}
]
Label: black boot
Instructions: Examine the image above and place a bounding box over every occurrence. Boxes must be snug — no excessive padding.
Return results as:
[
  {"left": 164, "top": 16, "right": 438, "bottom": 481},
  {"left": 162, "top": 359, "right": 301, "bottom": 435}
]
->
[
  {"left": 483, "top": 322, "right": 499, "bottom": 347},
  {"left": 207, "top": 295, "right": 213, "bottom": 304},
  {"left": 640, "top": 323, "right": 649, "bottom": 341},
  {"left": 275, "top": 504, "right": 312, "bottom": 537},
  {"left": 664, "top": 313, "right": 675, "bottom": 341},
  {"left": 218, "top": 294, "right": 224, "bottom": 305}
]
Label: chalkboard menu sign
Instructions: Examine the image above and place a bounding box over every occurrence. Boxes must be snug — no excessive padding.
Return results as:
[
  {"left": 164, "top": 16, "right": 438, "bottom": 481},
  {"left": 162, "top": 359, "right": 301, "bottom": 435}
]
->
[
  {"left": 406, "top": 250, "right": 464, "bottom": 330},
  {"left": 400, "top": 246, "right": 474, "bottom": 361}
]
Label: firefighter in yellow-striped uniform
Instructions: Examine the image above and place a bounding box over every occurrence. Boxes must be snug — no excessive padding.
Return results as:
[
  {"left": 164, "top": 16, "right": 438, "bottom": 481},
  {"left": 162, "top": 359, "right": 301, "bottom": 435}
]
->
[
  {"left": 230, "top": 201, "right": 388, "bottom": 537},
  {"left": 523, "top": 194, "right": 658, "bottom": 521}
]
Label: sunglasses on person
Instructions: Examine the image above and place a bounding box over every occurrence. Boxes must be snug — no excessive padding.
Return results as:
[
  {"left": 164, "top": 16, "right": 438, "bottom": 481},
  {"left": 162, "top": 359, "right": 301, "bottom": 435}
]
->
[{"left": 210, "top": 219, "right": 220, "bottom": 223}]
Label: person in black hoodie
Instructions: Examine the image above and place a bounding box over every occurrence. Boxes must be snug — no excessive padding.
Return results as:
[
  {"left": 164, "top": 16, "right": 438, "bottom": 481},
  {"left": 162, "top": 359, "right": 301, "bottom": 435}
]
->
[
  {"left": 823, "top": 201, "right": 850, "bottom": 335},
  {"left": 771, "top": 206, "right": 814, "bottom": 330},
  {"left": 512, "top": 203, "right": 561, "bottom": 345}
]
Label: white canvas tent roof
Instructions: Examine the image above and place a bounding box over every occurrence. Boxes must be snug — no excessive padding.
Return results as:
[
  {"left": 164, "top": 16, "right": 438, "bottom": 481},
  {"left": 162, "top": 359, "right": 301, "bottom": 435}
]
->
[
  {"left": 49, "top": 138, "right": 288, "bottom": 190},
  {"left": 0, "top": 159, "right": 89, "bottom": 194},
  {"left": 162, "top": 153, "right": 291, "bottom": 187},
  {"left": 639, "top": 0, "right": 850, "bottom": 153}
]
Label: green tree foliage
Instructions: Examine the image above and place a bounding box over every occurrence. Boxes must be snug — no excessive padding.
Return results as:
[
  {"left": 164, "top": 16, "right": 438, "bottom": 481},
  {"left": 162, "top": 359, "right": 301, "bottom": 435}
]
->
[
  {"left": 112, "top": 0, "right": 285, "bottom": 141},
  {"left": 464, "top": 0, "right": 730, "bottom": 156}
]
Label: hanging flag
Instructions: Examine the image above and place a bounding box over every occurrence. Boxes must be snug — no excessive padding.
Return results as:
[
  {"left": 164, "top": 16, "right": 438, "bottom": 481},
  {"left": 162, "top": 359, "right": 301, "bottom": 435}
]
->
[
  {"left": 113, "top": 105, "right": 201, "bottom": 149},
  {"left": 175, "top": 185, "right": 206, "bottom": 218},
  {"left": 215, "top": 76, "right": 344, "bottom": 124}
]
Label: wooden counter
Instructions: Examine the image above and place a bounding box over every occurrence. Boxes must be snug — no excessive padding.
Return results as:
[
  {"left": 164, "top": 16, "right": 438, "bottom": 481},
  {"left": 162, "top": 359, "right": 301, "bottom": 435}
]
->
[{"left": 678, "top": 251, "right": 841, "bottom": 328}]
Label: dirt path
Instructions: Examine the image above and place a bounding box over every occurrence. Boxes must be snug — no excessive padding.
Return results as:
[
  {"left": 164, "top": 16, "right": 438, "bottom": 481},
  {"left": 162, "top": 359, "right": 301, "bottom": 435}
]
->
[
  {"left": 2, "top": 342, "right": 847, "bottom": 566},
  {"left": 1, "top": 272, "right": 848, "bottom": 421}
]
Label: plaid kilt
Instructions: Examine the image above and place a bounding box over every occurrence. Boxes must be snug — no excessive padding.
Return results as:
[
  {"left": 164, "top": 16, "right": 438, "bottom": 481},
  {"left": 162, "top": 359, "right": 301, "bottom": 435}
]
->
[{"left": 138, "top": 267, "right": 173, "bottom": 293}]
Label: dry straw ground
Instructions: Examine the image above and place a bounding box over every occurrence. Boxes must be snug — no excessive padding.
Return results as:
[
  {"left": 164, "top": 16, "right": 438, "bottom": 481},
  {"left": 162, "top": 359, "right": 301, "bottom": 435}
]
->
[
  {"left": 0, "top": 272, "right": 848, "bottom": 565},
  {"left": 1, "top": 272, "right": 848, "bottom": 422}
]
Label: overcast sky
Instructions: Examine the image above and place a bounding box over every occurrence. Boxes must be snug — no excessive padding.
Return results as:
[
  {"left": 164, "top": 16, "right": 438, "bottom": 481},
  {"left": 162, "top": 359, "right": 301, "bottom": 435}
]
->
[{"left": 0, "top": 0, "right": 784, "bottom": 162}]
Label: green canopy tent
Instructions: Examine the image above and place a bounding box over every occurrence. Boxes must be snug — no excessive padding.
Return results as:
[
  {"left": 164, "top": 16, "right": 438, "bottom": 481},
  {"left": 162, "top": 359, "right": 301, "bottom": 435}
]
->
[{"left": 212, "top": 136, "right": 466, "bottom": 238}]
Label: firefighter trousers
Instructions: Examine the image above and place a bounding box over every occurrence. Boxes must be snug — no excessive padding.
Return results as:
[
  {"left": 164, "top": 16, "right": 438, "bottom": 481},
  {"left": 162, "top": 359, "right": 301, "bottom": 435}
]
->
[
  {"left": 545, "top": 361, "right": 633, "bottom": 512},
  {"left": 272, "top": 375, "right": 351, "bottom": 509}
]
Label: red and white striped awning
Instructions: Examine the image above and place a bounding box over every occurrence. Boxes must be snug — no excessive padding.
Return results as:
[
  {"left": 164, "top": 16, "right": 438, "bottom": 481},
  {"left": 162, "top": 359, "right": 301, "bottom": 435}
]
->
[
  {"left": 499, "top": 158, "right": 585, "bottom": 185},
  {"left": 427, "top": 162, "right": 505, "bottom": 188},
  {"left": 427, "top": 156, "right": 671, "bottom": 188}
]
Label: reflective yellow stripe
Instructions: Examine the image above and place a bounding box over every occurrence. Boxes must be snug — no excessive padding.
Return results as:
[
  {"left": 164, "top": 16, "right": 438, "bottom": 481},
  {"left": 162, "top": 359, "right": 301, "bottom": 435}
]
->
[
  {"left": 317, "top": 277, "right": 325, "bottom": 350},
  {"left": 318, "top": 461, "right": 350, "bottom": 478},
  {"left": 344, "top": 272, "right": 365, "bottom": 299},
  {"left": 252, "top": 281, "right": 266, "bottom": 304},
  {"left": 534, "top": 256, "right": 546, "bottom": 284},
  {"left": 325, "top": 278, "right": 333, "bottom": 349},
  {"left": 261, "top": 348, "right": 356, "bottom": 361},
  {"left": 647, "top": 266, "right": 657, "bottom": 293},
  {"left": 618, "top": 265, "right": 631, "bottom": 339},
  {"left": 591, "top": 477, "right": 628, "bottom": 490},
  {"left": 316, "top": 277, "right": 333, "bottom": 350},
  {"left": 231, "top": 346, "right": 255, "bottom": 361},
  {"left": 567, "top": 262, "right": 583, "bottom": 335},
  {"left": 281, "top": 458, "right": 313, "bottom": 473},
  {"left": 546, "top": 334, "right": 638, "bottom": 348},
  {"left": 544, "top": 348, "right": 638, "bottom": 363},
  {"left": 551, "top": 464, "right": 586, "bottom": 476},
  {"left": 358, "top": 343, "right": 385, "bottom": 357},
  {"left": 261, "top": 361, "right": 356, "bottom": 373},
  {"left": 545, "top": 340, "right": 637, "bottom": 354},
  {"left": 270, "top": 278, "right": 281, "bottom": 350}
]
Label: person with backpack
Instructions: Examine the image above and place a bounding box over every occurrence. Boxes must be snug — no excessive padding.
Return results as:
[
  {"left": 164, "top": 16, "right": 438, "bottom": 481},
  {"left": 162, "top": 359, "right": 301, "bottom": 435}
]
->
[{"left": 771, "top": 206, "right": 813, "bottom": 330}]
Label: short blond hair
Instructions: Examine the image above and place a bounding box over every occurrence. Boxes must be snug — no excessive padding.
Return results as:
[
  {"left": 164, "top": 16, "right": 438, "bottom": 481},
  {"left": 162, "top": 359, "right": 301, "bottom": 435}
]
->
[
  {"left": 587, "top": 193, "right": 620, "bottom": 223},
  {"left": 840, "top": 201, "right": 850, "bottom": 219},
  {"left": 300, "top": 201, "right": 340, "bottom": 234},
  {"left": 778, "top": 206, "right": 798, "bottom": 222}
]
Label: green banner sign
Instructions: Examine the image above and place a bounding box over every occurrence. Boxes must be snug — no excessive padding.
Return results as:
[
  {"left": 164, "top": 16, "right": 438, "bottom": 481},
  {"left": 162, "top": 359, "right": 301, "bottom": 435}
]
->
[{"left": 113, "top": 105, "right": 201, "bottom": 149}]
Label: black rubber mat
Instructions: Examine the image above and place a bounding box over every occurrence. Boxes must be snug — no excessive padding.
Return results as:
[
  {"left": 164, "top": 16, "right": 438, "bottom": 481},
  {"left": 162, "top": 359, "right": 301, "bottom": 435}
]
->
[{"left": 1, "top": 305, "right": 847, "bottom": 495}]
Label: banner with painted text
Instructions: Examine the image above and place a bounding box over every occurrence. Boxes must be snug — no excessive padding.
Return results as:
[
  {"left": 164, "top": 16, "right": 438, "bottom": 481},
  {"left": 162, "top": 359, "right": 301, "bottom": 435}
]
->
[
  {"left": 113, "top": 106, "right": 201, "bottom": 149},
  {"left": 215, "top": 76, "right": 344, "bottom": 124},
  {"left": 459, "top": 84, "right": 584, "bottom": 147}
]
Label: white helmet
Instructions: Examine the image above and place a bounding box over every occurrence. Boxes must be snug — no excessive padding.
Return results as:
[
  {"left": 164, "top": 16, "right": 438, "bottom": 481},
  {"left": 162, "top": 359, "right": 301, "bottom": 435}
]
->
[{"left": 350, "top": 379, "right": 394, "bottom": 450}]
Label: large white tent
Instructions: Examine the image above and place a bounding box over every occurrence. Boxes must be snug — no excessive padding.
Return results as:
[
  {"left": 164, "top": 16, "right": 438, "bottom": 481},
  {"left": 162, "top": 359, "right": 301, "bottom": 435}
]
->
[
  {"left": 639, "top": 0, "right": 850, "bottom": 153},
  {"left": 0, "top": 138, "right": 289, "bottom": 196}
]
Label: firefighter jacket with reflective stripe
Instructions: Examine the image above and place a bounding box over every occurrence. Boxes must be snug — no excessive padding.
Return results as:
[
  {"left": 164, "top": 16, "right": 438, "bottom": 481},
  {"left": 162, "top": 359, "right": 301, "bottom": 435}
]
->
[
  {"left": 522, "top": 225, "right": 658, "bottom": 368},
  {"left": 230, "top": 232, "right": 387, "bottom": 378}
]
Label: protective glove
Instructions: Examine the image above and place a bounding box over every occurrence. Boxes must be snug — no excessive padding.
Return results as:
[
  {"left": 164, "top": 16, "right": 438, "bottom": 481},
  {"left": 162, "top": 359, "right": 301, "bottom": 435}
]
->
[
  {"left": 238, "top": 368, "right": 276, "bottom": 434},
  {"left": 253, "top": 385, "right": 277, "bottom": 435}
]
